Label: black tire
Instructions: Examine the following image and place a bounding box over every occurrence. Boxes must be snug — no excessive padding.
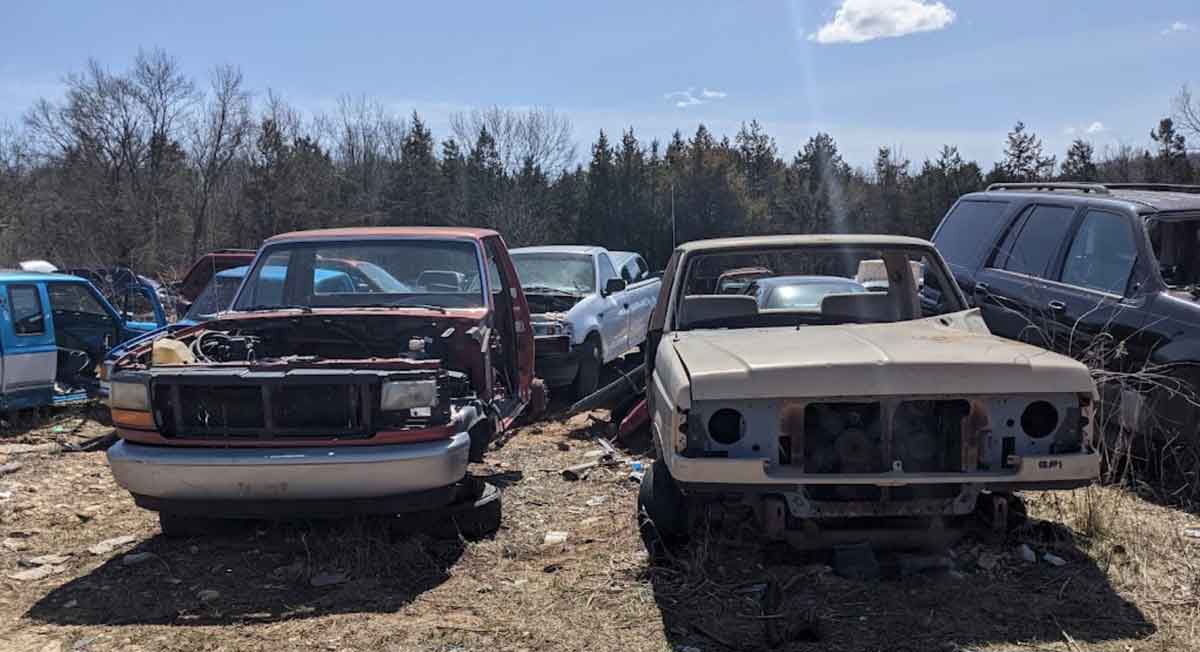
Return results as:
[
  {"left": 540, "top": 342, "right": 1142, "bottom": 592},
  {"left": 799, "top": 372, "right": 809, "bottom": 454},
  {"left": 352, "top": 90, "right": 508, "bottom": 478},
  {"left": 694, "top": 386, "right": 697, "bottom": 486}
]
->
[
  {"left": 571, "top": 336, "right": 602, "bottom": 400},
  {"left": 436, "top": 481, "right": 502, "bottom": 539},
  {"left": 637, "top": 459, "right": 687, "bottom": 555},
  {"left": 158, "top": 512, "right": 236, "bottom": 539},
  {"left": 468, "top": 418, "right": 495, "bottom": 463}
]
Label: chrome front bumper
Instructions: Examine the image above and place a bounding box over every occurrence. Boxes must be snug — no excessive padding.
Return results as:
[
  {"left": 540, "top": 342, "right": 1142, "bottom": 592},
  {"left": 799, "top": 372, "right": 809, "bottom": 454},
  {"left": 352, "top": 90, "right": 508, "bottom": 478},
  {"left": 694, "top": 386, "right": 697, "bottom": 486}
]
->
[{"left": 107, "top": 433, "right": 471, "bottom": 504}]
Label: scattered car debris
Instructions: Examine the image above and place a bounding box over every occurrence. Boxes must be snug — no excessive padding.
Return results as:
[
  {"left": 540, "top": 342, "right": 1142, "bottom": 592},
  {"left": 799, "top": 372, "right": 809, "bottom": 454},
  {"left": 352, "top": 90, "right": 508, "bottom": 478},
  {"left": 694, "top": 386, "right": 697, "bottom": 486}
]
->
[
  {"left": 1018, "top": 544, "right": 1037, "bottom": 563},
  {"left": 1182, "top": 527, "right": 1200, "bottom": 541},
  {"left": 87, "top": 535, "right": 137, "bottom": 555},
  {"left": 1042, "top": 552, "right": 1068, "bottom": 567},
  {"left": 543, "top": 531, "right": 569, "bottom": 546},
  {"left": 0, "top": 462, "right": 23, "bottom": 477}
]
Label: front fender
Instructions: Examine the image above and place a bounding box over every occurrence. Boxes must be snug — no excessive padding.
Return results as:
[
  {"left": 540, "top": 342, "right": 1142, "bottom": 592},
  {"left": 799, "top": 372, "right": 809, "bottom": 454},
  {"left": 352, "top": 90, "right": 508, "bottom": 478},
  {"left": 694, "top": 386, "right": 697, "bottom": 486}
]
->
[{"left": 565, "top": 295, "right": 603, "bottom": 347}]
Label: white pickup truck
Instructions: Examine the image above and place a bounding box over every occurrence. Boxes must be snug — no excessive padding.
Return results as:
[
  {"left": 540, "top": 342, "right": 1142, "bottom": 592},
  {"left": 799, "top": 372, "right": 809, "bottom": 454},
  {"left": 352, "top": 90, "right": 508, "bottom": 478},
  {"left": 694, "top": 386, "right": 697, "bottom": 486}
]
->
[{"left": 510, "top": 246, "right": 660, "bottom": 397}]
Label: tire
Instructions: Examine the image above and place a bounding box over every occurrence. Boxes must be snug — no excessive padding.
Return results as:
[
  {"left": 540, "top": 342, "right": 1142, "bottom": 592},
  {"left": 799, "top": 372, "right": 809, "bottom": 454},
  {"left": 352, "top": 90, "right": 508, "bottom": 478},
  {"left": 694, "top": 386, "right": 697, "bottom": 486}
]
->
[
  {"left": 437, "top": 481, "right": 503, "bottom": 539},
  {"left": 571, "top": 336, "right": 602, "bottom": 400},
  {"left": 158, "top": 512, "right": 236, "bottom": 539},
  {"left": 637, "top": 459, "right": 687, "bottom": 555},
  {"left": 468, "top": 418, "right": 495, "bottom": 463}
]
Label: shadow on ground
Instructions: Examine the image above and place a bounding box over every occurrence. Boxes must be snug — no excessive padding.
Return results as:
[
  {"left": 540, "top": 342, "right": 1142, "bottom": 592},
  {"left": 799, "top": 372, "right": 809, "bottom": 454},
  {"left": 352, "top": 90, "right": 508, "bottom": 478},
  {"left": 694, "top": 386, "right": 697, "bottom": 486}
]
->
[
  {"left": 26, "top": 518, "right": 466, "bottom": 626},
  {"left": 649, "top": 519, "right": 1153, "bottom": 652}
]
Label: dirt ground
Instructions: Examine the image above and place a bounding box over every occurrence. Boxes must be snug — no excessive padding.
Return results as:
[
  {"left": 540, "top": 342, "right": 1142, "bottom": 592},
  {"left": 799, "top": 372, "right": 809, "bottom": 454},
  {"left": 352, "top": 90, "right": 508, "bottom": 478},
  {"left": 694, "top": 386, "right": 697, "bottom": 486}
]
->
[{"left": 2, "top": 406, "right": 1200, "bottom": 652}]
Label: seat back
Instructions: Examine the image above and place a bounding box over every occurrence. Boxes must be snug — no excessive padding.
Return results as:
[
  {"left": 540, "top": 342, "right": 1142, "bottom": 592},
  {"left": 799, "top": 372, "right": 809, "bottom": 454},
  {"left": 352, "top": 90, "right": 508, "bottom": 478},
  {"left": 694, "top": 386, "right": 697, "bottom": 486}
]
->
[
  {"left": 677, "top": 295, "right": 759, "bottom": 329},
  {"left": 819, "top": 292, "right": 900, "bottom": 323}
]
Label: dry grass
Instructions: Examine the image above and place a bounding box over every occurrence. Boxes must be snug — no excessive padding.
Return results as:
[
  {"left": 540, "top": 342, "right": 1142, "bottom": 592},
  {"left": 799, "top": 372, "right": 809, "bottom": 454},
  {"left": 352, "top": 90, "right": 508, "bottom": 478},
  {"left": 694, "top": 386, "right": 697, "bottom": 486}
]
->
[{"left": 0, "top": 405, "right": 1198, "bottom": 651}]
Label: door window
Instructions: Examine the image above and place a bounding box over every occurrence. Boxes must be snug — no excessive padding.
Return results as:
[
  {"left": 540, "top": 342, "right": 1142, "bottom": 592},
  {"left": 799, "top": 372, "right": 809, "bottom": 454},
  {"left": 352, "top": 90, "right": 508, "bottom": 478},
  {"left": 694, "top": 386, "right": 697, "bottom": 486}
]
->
[
  {"left": 47, "top": 283, "right": 109, "bottom": 316},
  {"left": 1060, "top": 210, "right": 1136, "bottom": 295},
  {"left": 996, "top": 205, "right": 1076, "bottom": 278},
  {"left": 8, "top": 285, "right": 45, "bottom": 335}
]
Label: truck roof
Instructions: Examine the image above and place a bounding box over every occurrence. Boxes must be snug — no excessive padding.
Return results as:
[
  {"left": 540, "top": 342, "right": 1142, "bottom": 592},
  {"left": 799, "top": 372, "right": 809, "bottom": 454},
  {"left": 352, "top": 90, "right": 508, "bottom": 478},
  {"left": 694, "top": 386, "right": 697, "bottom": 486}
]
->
[
  {"left": 510, "top": 245, "right": 606, "bottom": 256},
  {"left": 265, "top": 226, "right": 500, "bottom": 244},
  {"left": 0, "top": 271, "right": 89, "bottom": 284},
  {"left": 676, "top": 234, "right": 934, "bottom": 253}
]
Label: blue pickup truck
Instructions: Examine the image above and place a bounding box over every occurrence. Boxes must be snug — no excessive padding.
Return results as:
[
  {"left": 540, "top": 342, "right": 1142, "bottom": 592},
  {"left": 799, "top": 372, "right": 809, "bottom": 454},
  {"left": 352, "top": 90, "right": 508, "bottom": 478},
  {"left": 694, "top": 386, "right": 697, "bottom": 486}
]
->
[{"left": 0, "top": 271, "right": 166, "bottom": 410}]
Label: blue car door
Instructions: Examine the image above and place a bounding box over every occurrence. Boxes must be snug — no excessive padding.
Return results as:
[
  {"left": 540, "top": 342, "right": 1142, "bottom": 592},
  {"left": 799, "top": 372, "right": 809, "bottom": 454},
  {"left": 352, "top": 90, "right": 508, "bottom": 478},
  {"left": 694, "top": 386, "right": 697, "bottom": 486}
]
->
[{"left": 0, "top": 282, "right": 57, "bottom": 409}]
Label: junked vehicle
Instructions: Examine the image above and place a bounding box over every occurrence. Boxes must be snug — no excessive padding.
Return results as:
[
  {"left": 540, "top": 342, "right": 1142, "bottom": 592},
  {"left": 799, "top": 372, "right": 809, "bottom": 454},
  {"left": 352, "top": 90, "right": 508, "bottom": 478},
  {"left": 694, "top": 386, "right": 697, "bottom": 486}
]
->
[
  {"left": 931, "top": 183, "right": 1200, "bottom": 440},
  {"left": 0, "top": 271, "right": 165, "bottom": 410},
  {"left": 511, "top": 246, "right": 659, "bottom": 397},
  {"left": 104, "top": 227, "right": 535, "bottom": 537},
  {"left": 99, "top": 265, "right": 249, "bottom": 398},
  {"left": 171, "top": 248, "right": 256, "bottom": 316},
  {"left": 715, "top": 266, "right": 773, "bottom": 294},
  {"left": 65, "top": 266, "right": 170, "bottom": 329},
  {"left": 637, "top": 235, "right": 1099, "bottom": 551}
]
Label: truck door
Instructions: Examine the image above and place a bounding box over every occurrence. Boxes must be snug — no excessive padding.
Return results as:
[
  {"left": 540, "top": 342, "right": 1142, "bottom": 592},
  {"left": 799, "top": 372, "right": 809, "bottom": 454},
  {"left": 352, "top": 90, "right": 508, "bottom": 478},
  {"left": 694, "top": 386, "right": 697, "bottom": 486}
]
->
[
  {"left": 1041, "top": 208, "right": 1147, "bottom": 365},
  {"left": 971, "top": 203, "right": 1079, "bottom": 347},
  {"left": 596, "top": 253, "right": 628, "bottom": 361},
  {"left": 0, "top": 282, "right": 57, "bottom": 407}
]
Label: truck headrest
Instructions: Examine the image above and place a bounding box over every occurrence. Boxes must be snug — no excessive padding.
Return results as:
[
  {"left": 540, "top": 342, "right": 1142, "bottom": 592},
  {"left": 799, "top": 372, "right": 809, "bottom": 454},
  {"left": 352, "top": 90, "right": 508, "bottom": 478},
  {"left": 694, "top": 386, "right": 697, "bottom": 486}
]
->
[
  {"left": 678, "top": 295, "right": 759, "bottom": 329},
  {"left": 818, "top": 292, "right": 900, "bottom": 323}
]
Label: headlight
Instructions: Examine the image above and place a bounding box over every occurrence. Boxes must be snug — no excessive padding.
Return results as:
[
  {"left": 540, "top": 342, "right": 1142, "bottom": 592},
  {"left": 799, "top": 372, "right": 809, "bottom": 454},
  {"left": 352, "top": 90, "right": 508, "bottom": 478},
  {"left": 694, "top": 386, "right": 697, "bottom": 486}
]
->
[
  {"left": 533, "top": 320, "right": 570, "bottom": 337},
  {"left": 110, "top": 381, "right": 150, "bottom": 411},
  {"left": 381, "top": 380, "right": 438, "bottom": 411}
]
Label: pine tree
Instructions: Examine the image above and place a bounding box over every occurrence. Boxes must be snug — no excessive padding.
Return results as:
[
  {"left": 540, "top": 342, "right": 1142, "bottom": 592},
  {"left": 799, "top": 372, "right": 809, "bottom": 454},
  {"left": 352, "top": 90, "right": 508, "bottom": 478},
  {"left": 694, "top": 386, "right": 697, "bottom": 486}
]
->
[
  {"left": 997, "top": 122, "right": 1055, "bottom": 182},
  {"left": 1150, "top": 117, "right": 1191, "bottom": 183},
  {"left": 1060, "top": 139, "right": 1098, "bottom": 181}
]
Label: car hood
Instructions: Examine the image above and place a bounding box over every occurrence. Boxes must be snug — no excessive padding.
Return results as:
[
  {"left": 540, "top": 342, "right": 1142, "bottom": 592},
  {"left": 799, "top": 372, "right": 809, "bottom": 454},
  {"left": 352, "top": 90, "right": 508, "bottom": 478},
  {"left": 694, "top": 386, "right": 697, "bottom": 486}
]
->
[{"left": 670, "top": 313, "right": 1094, "bottom": 401}]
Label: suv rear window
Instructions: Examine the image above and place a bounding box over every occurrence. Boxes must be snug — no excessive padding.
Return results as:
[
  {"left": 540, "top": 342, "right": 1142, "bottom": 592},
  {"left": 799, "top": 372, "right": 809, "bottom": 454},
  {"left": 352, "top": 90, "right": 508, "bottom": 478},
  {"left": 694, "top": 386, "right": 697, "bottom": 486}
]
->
[{"left": 933, "top": 200, "right": 1010, "bottom": 268}]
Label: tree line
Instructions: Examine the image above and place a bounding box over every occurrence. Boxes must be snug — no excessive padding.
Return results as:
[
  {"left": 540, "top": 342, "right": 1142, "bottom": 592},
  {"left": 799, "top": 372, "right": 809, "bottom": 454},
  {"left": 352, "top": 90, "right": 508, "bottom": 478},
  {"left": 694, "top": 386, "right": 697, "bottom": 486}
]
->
[{"left": 1, "top": 49, "right": 1198, "bottom": 277}]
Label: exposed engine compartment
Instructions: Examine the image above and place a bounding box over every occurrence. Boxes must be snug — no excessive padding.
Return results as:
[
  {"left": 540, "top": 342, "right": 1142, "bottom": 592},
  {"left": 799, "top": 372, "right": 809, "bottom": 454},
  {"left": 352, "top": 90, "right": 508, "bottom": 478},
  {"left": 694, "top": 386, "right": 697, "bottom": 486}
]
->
[
  {"left": 525, "top": 293, "right": 582, "bottom": 314},
  {"left": 112, "top": 313, "right": 504, "bottom": 442}
]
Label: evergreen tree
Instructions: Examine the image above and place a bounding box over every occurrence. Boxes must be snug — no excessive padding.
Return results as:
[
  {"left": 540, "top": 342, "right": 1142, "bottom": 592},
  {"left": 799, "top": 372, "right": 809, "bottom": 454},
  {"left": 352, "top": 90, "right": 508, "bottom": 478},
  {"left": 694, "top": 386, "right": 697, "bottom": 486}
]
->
[
  {"left": 1150, "top": 117, "right": 1191, "bottom": 183},
  {"left": 996, "top": 122, "right": 1055, "bottom": 182},
  {"left": 1060, "top": 139, "right": 1098, "bottom": 181}
]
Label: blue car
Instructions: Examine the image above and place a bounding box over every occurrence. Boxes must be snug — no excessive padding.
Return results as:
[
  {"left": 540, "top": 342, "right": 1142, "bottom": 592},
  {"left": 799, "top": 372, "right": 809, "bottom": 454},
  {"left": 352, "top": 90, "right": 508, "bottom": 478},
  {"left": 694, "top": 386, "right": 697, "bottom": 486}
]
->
[
  {"left": 0, "top": 271, "right": 166, "bottom": 410},
  {"left": 100, "top": 265, "right": 251, "bottom": 397}
]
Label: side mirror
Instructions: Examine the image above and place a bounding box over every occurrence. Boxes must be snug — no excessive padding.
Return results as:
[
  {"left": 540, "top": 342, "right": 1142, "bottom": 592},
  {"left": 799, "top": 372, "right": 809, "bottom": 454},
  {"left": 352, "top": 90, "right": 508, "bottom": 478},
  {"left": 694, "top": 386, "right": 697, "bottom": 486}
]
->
[{"left": 603, "top": 278, "right": 627, "bottom": 296}]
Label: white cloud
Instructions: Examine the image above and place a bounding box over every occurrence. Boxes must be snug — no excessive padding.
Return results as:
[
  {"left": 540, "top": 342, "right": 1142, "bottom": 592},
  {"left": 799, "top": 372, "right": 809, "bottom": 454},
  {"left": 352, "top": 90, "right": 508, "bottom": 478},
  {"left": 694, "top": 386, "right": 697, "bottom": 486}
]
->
[
  {"left": 664, "top": 88, "right": 728, "bottom": 108},
  {"left": 809, "top": 0, "right": 956, "bottom": 44},
  {"left": 1162, "top": 21, "right": 1192, "bottom": 35},
  {"left": 1062, "top": 121, "right": 1106, "bottom": 138}
]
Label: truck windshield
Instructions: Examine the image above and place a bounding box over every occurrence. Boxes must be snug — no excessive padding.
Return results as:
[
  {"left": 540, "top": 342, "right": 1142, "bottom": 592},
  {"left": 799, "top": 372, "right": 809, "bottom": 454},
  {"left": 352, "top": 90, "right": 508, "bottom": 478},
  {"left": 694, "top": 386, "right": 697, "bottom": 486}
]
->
[
  {"left": 676, "top": 246, "right": 963, "bottom": 331},
  {"left": 184, "top": 270, "right": 244, "bottom": 321},
  {"left": 512, "top": 253, "right": 595, "bottom": 295},
  {"left": 232, "top": 239, "right": 485, "bottom": 310}
]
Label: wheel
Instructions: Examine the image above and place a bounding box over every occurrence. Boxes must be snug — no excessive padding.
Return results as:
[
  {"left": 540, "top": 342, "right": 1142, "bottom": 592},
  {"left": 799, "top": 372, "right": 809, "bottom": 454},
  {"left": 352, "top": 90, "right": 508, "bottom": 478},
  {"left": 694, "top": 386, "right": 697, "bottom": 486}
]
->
[
  {"left": 571, "top": 336, "right": 602, "bottom": 400},
  {"left": 436, "top": 481, "right": 503, "bottom": 539},
  {"left": 158, "top": 512, "right": 235, "bottom": 539},
  {"left": 468, "top": 418, "right": 495, "bottom": 463},
  {"left": 637, "top": 459, "right": 688, "bottom": 555}
]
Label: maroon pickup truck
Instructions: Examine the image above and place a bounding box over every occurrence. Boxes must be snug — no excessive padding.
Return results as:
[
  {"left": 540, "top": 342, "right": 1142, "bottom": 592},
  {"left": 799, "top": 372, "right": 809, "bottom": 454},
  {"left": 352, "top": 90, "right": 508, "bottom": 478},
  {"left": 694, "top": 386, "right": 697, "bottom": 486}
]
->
[{"left": 104, "top": 227, "right": 537, "bottom": 537}]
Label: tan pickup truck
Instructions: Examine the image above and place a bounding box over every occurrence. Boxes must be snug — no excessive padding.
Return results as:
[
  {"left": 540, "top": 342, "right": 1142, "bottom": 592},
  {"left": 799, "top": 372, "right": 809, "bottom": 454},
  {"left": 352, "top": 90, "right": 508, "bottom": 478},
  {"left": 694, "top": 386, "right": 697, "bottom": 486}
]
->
[{"left": 637, "top": 234, "right": 1100, "bottom": 551}]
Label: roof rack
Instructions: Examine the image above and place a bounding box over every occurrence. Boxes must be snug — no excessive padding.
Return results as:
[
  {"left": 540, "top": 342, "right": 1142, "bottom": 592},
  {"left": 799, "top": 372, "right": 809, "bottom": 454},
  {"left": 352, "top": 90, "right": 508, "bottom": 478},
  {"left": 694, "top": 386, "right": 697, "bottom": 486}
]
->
[
  {"left": 209, "top": 248, "right": 256, "bottom": 254},
  {"left": 985, "top": 182, "right": 1110, "bottom": 195},
  {"left": 1100, "top": 183, "right": 1200, "bottom": 194}
]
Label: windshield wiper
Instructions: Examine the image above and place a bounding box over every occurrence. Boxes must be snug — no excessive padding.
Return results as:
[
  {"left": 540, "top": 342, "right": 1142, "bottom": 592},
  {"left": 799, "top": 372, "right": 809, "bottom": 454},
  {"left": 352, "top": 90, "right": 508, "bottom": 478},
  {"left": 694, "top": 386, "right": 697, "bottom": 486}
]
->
[
  {"left": 524, "top": 285, "right": 578, "bottom": 296},
  {"left": 242, "top": 304, "right": 312, "bottom": 313},
  {"left": 382, "top": 301, "right": 448, "bottom": 313}
]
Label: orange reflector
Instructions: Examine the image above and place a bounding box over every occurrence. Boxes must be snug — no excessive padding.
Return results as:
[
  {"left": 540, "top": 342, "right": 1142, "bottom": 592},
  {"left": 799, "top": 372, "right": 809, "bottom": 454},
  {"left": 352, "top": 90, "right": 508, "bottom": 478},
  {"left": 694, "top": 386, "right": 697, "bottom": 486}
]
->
[{"left": 112, "top": 409, "right": 155, "bottom": 430}]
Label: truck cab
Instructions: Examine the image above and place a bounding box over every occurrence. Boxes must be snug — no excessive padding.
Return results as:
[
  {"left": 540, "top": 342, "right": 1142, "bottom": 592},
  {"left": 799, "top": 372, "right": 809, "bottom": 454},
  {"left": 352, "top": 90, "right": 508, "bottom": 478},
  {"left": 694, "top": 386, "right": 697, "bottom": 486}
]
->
[{"left": 0, "top": 272, "right": 163, "bottom": 410}]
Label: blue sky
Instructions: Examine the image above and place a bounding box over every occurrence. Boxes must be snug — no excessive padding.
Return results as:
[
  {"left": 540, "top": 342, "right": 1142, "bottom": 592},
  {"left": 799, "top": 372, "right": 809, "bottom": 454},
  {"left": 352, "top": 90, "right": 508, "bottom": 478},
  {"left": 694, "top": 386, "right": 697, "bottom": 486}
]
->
[{"left": 1, "top": 0, "right": 1197, "bottom": 168}]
